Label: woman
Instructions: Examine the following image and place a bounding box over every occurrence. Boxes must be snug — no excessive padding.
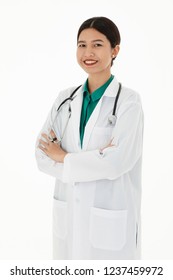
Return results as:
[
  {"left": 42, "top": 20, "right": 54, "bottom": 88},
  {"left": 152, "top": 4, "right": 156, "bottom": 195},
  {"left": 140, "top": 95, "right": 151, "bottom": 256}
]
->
[{"left": 35, "top": 17, "right": 144, "bottom": 260}]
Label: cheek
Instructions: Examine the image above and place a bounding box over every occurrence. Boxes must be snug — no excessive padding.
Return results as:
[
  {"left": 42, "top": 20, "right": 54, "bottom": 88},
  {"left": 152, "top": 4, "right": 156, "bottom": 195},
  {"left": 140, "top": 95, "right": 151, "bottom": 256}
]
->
[
  {"left": 76, "top": 48, "right": 79, "bottom": 58},
  {"left": 103, "top": 52, "right": 113, "bottom": 65},
  {"left": 76, "top": 48, "right": 83, "bottom": 60}
]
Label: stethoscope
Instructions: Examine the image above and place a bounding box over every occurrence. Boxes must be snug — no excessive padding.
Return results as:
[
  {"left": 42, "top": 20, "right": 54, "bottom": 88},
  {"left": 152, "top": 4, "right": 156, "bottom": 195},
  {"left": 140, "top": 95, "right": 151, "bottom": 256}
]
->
[{"left": 49, "top": 83, "right": 122, "bottom": 143}]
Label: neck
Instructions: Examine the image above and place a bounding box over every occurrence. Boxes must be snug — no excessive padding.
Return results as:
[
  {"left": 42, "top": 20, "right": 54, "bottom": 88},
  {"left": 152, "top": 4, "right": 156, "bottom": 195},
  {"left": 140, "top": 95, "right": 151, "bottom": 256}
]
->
[{"left": 87, "top": 71, "right": 112, "bottom": 93}]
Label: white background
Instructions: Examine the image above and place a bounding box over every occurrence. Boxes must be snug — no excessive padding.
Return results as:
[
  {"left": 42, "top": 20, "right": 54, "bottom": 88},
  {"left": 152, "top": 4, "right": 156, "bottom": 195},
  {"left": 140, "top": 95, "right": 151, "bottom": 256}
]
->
[{"left": 0, "top": 0, "right": 172, "bottom": 260}]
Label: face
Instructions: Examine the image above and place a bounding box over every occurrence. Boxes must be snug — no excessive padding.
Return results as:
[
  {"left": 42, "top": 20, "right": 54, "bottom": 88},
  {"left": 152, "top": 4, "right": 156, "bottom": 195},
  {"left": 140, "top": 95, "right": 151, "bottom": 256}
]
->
[{"left": 76, "top": 28, "right": 119, "bottom": 76}]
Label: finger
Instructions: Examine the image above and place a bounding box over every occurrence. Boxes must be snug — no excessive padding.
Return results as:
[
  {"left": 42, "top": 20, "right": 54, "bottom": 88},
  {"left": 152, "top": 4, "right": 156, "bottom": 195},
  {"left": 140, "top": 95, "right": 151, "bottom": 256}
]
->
[
  {"left": 38, "top": 144, "right": 47, "bottom": 153},
  {"left": 50, "top": 129, "right": 57, "bottom": 138},
  {"left": 50, "top": 130, "right": 58, "bottom": 143},
  {"left": 41, "top": 133, "right": 49, "bottom": 141},
  {"left": 39, "top": 139, "right": 49, "bottom": 148}
]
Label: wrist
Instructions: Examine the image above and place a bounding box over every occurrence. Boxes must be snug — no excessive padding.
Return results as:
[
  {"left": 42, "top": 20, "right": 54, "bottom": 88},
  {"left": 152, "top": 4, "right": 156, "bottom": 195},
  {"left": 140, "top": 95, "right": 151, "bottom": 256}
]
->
[{"left": 62, "top": 152, "right": 68, "bottom": 163}]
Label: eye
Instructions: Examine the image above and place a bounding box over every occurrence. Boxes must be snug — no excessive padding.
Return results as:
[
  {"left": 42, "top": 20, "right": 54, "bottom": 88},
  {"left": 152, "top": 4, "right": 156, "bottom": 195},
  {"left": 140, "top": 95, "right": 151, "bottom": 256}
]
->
[
  {"left": 94, "top": 43, "right": 103, "bottom": 47},
  {"left": 77, "top": 43, "right": 86, "bottom": 48}
]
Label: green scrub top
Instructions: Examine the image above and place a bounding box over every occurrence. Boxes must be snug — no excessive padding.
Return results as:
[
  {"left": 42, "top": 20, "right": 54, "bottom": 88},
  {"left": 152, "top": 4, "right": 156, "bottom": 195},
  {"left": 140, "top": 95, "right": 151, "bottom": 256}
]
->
[{"left": 80, "top": 75, "right": 114, "bottom": 147}]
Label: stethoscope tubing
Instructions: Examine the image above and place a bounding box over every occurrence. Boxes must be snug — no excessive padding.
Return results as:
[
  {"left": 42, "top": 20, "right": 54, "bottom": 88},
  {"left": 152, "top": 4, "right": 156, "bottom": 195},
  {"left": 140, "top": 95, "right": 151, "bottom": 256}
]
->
[
  {"left": 56, "top": 85, "right": 82, "bottom": 112},
  {"left": 51, "top": 82, "right": 122, "bottom": 142}
]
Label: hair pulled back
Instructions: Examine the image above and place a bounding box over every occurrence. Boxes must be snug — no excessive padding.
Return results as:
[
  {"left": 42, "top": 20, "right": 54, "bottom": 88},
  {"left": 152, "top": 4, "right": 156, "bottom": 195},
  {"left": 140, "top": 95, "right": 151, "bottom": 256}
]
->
[{"left": 77, "top": 17, "right": 121, "bottom": 48}]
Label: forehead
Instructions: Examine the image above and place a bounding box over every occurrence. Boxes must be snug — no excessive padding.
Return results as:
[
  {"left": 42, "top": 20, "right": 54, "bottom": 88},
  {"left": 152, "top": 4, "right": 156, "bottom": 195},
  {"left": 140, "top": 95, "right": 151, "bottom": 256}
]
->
[{"left": 78, "top": 28, "right": 108, "bottom": 42}]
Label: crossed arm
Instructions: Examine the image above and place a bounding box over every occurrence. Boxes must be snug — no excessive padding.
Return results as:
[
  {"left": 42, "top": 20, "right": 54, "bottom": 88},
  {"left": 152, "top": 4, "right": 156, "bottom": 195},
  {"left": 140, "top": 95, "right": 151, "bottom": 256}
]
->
[{"left": 38, "top": 130, "right": 67, "bottom": 163}]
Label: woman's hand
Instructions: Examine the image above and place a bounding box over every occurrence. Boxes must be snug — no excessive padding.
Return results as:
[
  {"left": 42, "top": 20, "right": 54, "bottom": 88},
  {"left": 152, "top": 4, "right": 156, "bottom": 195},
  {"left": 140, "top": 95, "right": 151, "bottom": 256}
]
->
[
  {"left": 38, "top": 130, "right": 67, "bottom": 163},
  {"left": 99, "top": 138, "right": 116, "bottom": 153}
]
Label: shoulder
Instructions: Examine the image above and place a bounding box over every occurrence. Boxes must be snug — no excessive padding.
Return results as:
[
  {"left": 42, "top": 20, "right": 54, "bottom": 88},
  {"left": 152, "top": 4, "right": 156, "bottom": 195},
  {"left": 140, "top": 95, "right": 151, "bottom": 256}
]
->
[
  {"left": 117, "top": 86, "right": 143, "bottom": 118},
  {"left": 56, "top": 86, "right": 80, "bottom": 101},
  {"left": 53, "top": 85, "right": 82, "bottom": 107},
  {"left": 118, "top": 86, "right": 143, "bottom": 116},
  {"left": 120, "top": 85, "right": 142, "bottom": 105},
  {"left": 106, "top": 78, "right": 142, "bottom": 105}
]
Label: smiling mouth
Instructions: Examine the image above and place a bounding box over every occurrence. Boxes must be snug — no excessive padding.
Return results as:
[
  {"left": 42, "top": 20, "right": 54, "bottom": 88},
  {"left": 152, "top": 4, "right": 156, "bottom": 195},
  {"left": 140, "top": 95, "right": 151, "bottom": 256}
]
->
[{"left": 83, "top": 60, "right": 98, "bottom": 66}]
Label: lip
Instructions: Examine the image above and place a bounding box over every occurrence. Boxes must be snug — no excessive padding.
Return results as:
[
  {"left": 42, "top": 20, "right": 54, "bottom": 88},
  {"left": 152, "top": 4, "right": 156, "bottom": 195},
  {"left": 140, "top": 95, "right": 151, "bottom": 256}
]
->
[{"left": 83, "top": 59, "right": 98, "bottom": 66}]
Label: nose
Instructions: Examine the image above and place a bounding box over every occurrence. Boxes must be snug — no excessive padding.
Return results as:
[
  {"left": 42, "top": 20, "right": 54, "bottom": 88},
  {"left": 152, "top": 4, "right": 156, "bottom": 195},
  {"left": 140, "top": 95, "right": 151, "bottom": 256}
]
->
[{"left": 84, "top": 46, "right": 95, "bottom": 57}]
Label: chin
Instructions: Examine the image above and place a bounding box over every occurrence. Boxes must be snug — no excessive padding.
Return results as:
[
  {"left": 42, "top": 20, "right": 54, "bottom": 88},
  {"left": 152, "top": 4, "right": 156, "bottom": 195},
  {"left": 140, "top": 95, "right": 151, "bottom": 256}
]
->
[{"left": 83, "top": 67, "right": 101, "bottom": 75}]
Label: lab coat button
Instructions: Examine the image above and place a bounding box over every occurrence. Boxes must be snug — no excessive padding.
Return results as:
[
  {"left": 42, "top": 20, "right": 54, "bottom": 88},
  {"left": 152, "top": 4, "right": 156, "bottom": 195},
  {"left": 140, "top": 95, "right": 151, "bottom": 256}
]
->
[{"left": 98, "top": 149, "right": 104, "bottom": 157}]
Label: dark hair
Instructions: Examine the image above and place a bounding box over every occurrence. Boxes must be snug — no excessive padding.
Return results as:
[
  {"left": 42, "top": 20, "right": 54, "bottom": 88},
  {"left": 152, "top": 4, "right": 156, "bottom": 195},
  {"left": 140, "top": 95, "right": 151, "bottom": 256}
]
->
[{"left": 77, "top": 16, "right": 121, "bottom": 46}]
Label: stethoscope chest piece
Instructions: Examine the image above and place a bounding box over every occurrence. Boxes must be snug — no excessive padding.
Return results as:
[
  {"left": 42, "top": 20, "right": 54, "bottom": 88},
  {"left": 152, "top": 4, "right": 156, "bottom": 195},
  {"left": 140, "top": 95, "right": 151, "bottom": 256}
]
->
[
  {"left": 107, "top": 82, "right": 121, "bottom": 126},
  {"left": 50, "top": 82, "right": 121, "bottom": 142},
  {"left": 108, "top": 115, "right": 117, "bottom": 126}
]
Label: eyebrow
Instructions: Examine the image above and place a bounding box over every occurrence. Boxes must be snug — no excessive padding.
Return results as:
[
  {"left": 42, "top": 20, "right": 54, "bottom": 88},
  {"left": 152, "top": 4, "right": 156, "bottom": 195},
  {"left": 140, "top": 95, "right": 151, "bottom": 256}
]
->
[{"left": 77, "top": 39, "right": 104, "bottom": 44}]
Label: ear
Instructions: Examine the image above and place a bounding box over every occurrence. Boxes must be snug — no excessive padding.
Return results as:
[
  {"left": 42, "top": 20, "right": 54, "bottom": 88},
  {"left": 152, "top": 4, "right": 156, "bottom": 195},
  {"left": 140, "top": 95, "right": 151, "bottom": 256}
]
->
[{"left": 112, "top": 45, "right": 120, "bottom": 58}]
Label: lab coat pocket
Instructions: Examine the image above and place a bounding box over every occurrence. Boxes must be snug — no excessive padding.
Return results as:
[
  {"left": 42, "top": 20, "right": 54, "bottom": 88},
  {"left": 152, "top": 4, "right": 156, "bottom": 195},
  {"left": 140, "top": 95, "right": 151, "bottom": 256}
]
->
[
  {"left": 89, "top": 207, "right": 127, "bottom": 251},
  {"left": 53, "top": 198, "right": 67, "bottom": 239}
]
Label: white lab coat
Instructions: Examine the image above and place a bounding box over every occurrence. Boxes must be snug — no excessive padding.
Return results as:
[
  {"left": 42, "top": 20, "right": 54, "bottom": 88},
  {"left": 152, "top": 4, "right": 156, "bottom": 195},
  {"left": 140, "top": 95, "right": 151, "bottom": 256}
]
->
[{"left": 35, "top": 77, "right": 144, "bottom": 259}]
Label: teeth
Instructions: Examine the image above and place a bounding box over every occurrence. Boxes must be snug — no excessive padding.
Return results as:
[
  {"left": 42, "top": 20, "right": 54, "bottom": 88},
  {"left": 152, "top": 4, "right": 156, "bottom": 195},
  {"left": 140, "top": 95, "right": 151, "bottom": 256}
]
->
[{"left": 84, "top": 60, "right": 97, "bottom": 65}]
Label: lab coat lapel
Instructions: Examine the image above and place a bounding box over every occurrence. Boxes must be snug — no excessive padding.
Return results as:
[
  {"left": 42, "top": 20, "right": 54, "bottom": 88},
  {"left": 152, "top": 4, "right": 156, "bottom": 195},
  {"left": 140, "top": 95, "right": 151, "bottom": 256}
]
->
[
  {"left": 70, "top": 78, "right": 119, "bottom": 151},
  {"left": 70, "top": 87, "right": 83, "bottom": 150},
  {"left": 82, "top": 78, "right": 120, "bottom": 151}
]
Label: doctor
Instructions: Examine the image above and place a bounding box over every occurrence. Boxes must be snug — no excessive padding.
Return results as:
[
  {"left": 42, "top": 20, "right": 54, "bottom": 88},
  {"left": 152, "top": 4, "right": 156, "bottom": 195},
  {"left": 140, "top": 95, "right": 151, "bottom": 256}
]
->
[{"left": 35, "top": 16, "right": 144, "bottom": 259}]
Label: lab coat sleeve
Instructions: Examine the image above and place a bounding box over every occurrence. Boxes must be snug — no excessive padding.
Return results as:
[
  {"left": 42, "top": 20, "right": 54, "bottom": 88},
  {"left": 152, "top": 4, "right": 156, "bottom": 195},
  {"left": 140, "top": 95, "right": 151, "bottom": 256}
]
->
[
  {"left": 35, "top": 96, "right": 64, "bottom": 180},
  {"left": 35, "top": 86, "right": 79, "bottom": 179},
  {"left": 62, "top": 100, "right": 144, "bottom": 183}
]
